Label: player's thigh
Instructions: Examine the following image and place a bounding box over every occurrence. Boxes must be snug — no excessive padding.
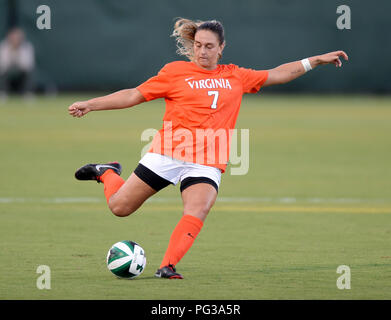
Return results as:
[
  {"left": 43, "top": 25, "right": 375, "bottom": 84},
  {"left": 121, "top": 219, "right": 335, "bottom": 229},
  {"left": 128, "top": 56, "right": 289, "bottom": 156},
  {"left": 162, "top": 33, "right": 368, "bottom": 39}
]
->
[
  {"left": 181, "top": 183, "right": 218, "bottom": 221},
  {"left": 109, "top": 172, "right": 157, "bottom": 216}
]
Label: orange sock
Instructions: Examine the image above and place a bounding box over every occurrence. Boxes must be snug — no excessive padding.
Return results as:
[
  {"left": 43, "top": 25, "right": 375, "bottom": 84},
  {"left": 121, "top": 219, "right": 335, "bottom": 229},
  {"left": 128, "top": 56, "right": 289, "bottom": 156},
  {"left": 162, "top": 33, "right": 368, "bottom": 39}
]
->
[
  {"left": 99, "top": 169, "right": 125, "bottom": 203},
  {"left": 160, "top": 214, "right": 204, "bottom": 268}
]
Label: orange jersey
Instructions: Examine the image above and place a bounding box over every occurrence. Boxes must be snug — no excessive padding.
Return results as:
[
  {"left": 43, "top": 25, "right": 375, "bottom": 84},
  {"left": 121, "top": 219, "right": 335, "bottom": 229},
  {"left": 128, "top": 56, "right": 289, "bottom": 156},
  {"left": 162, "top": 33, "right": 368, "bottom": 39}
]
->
[{"left": 136, "top": 61, "right": 268, "bottom": 173}]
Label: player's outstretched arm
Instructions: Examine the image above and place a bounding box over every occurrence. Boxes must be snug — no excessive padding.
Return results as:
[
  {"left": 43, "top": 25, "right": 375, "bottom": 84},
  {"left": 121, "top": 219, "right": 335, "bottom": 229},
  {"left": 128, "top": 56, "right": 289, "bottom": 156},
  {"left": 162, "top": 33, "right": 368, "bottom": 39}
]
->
[
  {"left": 68, "top": 88, "right": 146, "bottom": 118},
  {"left": 263, "top": 50, "right": 349, "bottom": 87}
]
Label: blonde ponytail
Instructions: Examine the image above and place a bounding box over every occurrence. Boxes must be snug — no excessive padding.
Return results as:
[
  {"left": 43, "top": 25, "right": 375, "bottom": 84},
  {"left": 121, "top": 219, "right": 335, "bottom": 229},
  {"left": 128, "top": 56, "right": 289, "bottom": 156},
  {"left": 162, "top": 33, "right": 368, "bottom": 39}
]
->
[{"left": 171, "top": 18, "right": 204, "bottom": 60}]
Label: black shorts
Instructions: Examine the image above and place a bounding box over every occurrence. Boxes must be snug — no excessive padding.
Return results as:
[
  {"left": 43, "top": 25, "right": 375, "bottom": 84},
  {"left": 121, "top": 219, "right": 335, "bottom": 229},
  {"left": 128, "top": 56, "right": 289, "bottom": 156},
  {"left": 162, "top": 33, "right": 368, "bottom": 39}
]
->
[{"left": 134, "top": 163, "right": 218, "bottom": 193}]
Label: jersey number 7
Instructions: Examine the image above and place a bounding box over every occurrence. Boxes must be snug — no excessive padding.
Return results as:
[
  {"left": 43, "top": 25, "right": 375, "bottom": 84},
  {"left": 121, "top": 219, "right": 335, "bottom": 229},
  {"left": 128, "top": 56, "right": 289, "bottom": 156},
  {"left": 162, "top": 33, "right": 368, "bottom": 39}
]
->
[{"left": 208, "top": 91, "right": 219, "bottom": 109}]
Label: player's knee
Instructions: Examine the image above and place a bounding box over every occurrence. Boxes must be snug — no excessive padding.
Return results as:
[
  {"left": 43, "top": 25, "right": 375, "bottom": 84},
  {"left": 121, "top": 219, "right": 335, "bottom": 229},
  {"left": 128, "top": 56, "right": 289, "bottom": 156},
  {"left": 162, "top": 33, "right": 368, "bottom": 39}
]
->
[
  {"left": 109, "top": 204, "right": 129, "bottom": 217},
  {"left": 184, "top": 204, "right": 211, "bottom": 220},
  {"left": 108, "top": 199, "right": 137, "bottom": 217},
  {"left": 199, "top": 205, "right": 211, "bottom": 217}
]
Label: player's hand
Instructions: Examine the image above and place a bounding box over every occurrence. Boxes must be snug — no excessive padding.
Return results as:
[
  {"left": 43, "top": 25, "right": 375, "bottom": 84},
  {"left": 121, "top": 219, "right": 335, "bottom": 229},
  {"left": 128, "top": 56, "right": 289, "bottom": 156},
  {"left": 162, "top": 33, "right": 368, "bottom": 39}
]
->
[
  {"left": 68, "top": 101, "right": 91, "bottom": 118},
  {"left": 317, "top": 51, "right": 349, "bottom": 68}
]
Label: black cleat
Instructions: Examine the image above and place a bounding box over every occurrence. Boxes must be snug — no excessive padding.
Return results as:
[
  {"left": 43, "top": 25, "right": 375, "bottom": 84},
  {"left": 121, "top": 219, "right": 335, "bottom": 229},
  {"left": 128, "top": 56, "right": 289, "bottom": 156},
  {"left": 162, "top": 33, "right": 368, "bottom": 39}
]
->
[
  {"left": 74, "top": 162, "right": 122, "bottom": 182},
  {"left": 155, "top": 264, "right": 184, "bottom": 279}
]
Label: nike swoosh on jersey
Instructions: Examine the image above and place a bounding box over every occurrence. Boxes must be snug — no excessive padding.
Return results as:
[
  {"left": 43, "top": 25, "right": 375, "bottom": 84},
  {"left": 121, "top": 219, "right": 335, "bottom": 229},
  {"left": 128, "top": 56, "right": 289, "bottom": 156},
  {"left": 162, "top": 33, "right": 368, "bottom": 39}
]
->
[{"left": 185, "top": 77, "right": 194, "bottom": 81}]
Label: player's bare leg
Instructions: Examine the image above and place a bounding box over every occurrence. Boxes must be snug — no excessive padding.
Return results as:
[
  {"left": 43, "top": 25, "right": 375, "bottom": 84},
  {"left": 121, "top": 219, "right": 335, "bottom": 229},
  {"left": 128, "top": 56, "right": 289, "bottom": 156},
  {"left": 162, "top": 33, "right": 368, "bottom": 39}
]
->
[
  {"left": 181, "top": 183, "right": 218, "bottom": 221},
  {"left": 107, "top": 172, "right": 157, "bottom": 217}
]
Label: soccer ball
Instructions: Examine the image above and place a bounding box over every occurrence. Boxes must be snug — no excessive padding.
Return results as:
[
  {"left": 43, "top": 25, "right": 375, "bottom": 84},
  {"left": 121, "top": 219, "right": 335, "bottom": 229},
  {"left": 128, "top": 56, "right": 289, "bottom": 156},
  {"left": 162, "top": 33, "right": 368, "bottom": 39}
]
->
[{"left": 106, "top": 240, "right": 147, "bottom": 279}]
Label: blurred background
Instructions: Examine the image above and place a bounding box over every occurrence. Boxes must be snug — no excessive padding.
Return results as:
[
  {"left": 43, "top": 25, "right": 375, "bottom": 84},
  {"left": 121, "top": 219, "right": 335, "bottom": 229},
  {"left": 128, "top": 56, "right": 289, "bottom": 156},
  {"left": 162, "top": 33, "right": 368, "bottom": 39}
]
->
[{"left": 0, "top": 0, "right": 390, "bottom": 95}]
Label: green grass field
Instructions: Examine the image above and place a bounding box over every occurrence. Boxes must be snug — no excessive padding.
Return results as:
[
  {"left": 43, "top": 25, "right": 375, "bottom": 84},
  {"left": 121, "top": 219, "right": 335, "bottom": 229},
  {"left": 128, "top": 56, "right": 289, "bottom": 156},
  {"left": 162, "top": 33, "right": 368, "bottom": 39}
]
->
[{"left": 0, "top": 93, "right": 390, "bottom": 300}]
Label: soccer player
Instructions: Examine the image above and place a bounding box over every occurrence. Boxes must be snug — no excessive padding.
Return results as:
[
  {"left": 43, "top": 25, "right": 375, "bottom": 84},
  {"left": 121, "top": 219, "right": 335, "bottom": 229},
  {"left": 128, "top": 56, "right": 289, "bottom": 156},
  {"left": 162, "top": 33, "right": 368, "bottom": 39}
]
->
[{"left": 68, "top": 18, "right": 348, "bottom": 279}]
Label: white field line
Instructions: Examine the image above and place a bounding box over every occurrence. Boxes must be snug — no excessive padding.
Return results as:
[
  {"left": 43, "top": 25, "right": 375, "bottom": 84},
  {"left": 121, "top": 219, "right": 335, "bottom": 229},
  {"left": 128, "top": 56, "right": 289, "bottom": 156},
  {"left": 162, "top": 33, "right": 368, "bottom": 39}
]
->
[
  {"left": 0, "top": 196, "right": 390, "bottom": 205},
  {"left": 0, "top": 197, "right": 102, "bottom": 204}
]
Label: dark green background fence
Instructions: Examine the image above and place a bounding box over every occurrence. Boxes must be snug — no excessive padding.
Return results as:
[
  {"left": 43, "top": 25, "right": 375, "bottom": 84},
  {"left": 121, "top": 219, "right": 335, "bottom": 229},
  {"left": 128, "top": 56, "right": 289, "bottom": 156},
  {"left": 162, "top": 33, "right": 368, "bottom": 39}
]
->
[{"left": 1, "top": 0, "right": 390, "bottom": 92}]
